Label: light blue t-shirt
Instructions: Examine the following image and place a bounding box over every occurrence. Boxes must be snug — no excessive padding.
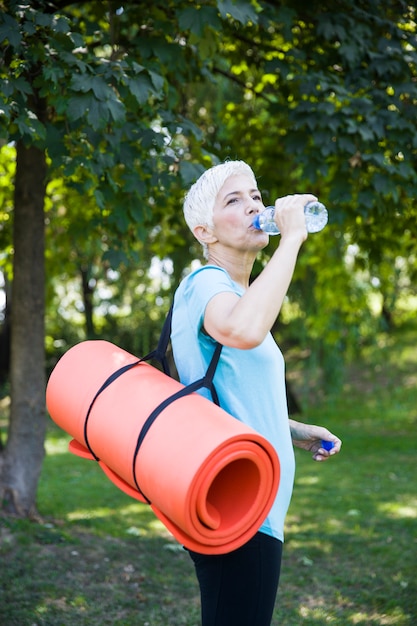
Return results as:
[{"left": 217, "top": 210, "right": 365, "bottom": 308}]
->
[{"left": 171, "top": 265, "right": 295, "bottom": 543}]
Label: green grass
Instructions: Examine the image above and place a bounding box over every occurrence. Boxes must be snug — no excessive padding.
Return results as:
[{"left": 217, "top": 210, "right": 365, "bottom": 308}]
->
[{"left": 1, "top": 326, "right": 417, "bottom": 625}]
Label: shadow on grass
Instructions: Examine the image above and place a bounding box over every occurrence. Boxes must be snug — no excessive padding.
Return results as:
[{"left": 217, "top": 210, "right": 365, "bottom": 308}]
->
[
  {"left": 0, "top": 430, "right": 201, "bottom": 626},
  {"left": 0, "top": 517, "right": 200, "bottom": 626}
]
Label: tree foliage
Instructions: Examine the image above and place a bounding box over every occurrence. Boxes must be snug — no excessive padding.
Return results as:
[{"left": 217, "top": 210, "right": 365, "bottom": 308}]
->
[{"left": 182, "top": 0, "right": 417, "bottom": 378}]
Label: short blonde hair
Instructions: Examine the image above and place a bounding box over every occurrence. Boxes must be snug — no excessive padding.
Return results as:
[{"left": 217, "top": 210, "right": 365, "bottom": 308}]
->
[{"left": 183, "top": 160, "right": 257, "bottom": 258}]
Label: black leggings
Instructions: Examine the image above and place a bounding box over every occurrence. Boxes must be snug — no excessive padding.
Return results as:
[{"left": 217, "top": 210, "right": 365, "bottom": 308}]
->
[{"left": 188, "top": 532, "right": 283, "bottom": 626}]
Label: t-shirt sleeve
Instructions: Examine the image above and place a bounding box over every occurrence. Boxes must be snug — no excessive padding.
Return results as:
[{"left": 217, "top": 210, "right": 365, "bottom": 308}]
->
[{"left": 182, "top": 266, "right": 239, "bottom": 332}]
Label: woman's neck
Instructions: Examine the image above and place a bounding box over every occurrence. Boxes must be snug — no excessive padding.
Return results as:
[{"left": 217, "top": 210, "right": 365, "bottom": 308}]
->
[{"left": 207, "top": 248, "right": 255, "bottom": 290}]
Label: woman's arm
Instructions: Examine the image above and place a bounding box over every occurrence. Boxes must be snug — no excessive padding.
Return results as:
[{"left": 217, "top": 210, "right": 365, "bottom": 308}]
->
[
  {"left": 289, "top": 418, "right": 342, "bottom": 461},
  {"left": 204, "top": 194, "right": 313, "bottom": 348}
]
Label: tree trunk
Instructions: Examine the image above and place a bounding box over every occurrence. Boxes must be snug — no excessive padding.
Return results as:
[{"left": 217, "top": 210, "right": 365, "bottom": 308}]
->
[
  {"left": 0, "top": 140, "right": 47, "bottom": 518},
  {"left": 0, "top": 273, "right": 11, "bottom": 387},
  {"left": 80, "top": 264, "right": 96, "bottom": 338}
]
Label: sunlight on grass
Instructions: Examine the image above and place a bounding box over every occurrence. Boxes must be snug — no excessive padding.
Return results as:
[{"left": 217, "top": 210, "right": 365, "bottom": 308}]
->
[
  {"left": 378, "top": 500, "right": 417, "bottom": 519},
  {"left": 296, "top": 475, "right": 320, "bottom": 486},
  {"left": 35, "top": 596, "right": 79, "bottom": 617},
  {"left": 67, "top": 506, "right": 123, "bottom": 521},
  {"left": 297, "top": 603, "right": 409, "bottom": 625},
  {"left": 67, "top": 502, "right": 169, "bottom": 536},
  {"left": 349, "top": 607, "right": 410, "bottom": 625},
  {"left": 45, "top": 437, "right": 71, "bottom": 455},
  {"left": 126, "top": 518, "right": 167, "bottom": 535},
  {"left": 298, "top": 604, "right": 328, "bottom": 620}
]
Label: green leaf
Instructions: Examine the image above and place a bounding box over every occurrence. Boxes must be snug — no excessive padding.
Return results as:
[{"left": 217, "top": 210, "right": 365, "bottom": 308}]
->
[
  {"left": 90, "top": 76, "right": 112, "bottom": 101},
  {"left": 122, "top": 173, "right": 146, "bottom": 195},
  {"left": 94, "top": 188, "right": 105, "bottom": 209},
  {"left": 67, "top": 95, "right": 92, "bottom": 121},
  {"left": 337, "top": 136, "right": 356, "bottom": 153},
  {"left": 107, "top": 97, "right": 125, "bottom": 124},
  {"left": 131, "top": 61, "right": 146, "bottom": 74},
  {"left": 102, "top": 248, "right": 129, "bottom": 267},
  {"left": 34, "top": 12, "right": 54, "bottom": 28},
  {"left": 53, "top": 16, "right": 70, "bottom": 34},
  {"left": 1, "top": 79, "right": 14, "bottom": 98},
  {"left": 42, "top": 63, "right": 64, "bottom": 86},
  {"left": 127, "top": 77, "right": 148, "bottom": 105},
  {"left": 15, "top": 112, "right": 46, "bottom": 141},
  {"left": 0, "top": 13, "right": 21, "bottom": 47},
  {"left": 0, "top": 96, "right": 11, "bottom": 121},
  {"left": 148, "top": 70, "right": 165, "bottom": 95},
  {"left": 362, "top": 153, "right": 387, "bottom": 167},
  {"left": 339, "top": 41, "right": 359, "bottom": 64},
  {"left": 358, "top": 126, "right": 375, "bottom": 141},
  {"left": 179, "top": 161, "right": 206, "bottom": 186},
  {"left": 87, "top": 98, "right": 109, "bottom": 130},
  {"left": 128, "top": 73, "right": 154, "bottom": 104},
  {"left": 109, "top": 207, "right": 130, "bottom": 233},
  {"left": 68, "top": 31, "right": 85, "bottom": 48},
  {"left": 45, "top": 122, "right": 66, "bottom": 161},
  {"left": 271, "top": 7, "right": 295, "bottom": 39},
  {"left": 71, "top": 73, "right": 93, "bottom": 94},
  {"left": 372, "top": 173, "right": 391, "bottom": 195},
  {"left": 177, "top": 117, "right": 203, "bottom": 141},
  {"left": 217, "top": 0, "right": 258, "bottom": 25},
  {"left": 22, "top": 20, "right": 36, "bottom": 36},
  {"left": 178, "top": 7, "right": 220, "bottom": 36}
]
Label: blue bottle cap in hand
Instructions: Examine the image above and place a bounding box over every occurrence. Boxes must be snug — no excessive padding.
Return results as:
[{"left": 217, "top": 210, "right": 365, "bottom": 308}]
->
[
  {"left": 321, "top": 440, "right": 334, "bottom": 451},
  {"left": 252, "top": 215, "right": 262, "bottom": 229}
]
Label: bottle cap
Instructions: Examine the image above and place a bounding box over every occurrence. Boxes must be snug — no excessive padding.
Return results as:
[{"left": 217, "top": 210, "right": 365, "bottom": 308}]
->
[
  {"left": 321, "top": 440, "right": 334, "bottom": 451},
  {"left": 252, "top": 215, "right": 261, "bottom": 229}
]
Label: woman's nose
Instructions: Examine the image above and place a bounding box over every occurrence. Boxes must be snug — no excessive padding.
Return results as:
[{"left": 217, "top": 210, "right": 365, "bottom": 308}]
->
[{"left": 246, "top": 198, "right": 260, "bottom": 214}]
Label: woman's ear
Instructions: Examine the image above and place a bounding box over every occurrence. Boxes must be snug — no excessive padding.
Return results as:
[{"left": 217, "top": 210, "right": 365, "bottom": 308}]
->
[{"left": 194, "top": 224, "right": 218, "bottom": 245}]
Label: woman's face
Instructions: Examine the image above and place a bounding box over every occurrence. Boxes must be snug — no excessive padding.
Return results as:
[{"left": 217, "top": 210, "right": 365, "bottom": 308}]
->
[{"left": 211, "top": 174, "right": 269, "bottom": 252}]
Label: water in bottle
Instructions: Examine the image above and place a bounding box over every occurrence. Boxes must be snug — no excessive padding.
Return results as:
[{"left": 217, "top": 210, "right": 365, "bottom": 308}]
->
[{"left": 252, "top": 201, "right": 328, "bottom": 235}]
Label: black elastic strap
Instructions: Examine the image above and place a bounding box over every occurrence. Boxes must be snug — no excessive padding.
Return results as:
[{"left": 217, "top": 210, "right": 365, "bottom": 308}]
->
[
  {"left": 131, "top": 342, "right": 223, "bottom": 502},
  {"left": 83, "top": 360, "right": 141, "bottom": 460}
]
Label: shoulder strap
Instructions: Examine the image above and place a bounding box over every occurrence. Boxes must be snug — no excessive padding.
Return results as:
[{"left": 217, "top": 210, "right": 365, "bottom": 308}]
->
[
  {"left": 139, "top": 302, "right": 174, "bottom": 375},
  {"left": 131, "top": 340, "right": 222, "bottom": 501}
]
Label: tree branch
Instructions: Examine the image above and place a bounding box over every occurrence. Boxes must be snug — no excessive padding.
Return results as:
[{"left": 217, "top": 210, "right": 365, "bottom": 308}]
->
[{"left": 212, "top": 65, "right": 273, "bottom": 103}]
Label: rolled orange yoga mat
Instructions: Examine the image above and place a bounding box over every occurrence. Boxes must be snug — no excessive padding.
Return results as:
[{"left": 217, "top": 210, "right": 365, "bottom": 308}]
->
[{"left": 46, "top": 340, "right": 280, "bottom": 555}]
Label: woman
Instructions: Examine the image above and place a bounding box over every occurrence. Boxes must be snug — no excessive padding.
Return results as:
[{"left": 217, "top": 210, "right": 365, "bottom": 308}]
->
[{"left": 171, "top": 160, "right": 342, "bottom": 626}]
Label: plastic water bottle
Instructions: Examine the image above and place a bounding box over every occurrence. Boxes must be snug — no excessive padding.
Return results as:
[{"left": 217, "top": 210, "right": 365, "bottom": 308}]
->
[{"left": 252, "top": 201, "right": 328, "bottom": 235}]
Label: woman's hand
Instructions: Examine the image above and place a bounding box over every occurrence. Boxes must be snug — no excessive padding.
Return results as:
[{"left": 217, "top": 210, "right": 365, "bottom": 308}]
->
[
  {"left": 274, "top": 193, "right": 316, "bottom": 242},
  {"left": 289, "top": 419, "right": 342, "bottom": 461}
]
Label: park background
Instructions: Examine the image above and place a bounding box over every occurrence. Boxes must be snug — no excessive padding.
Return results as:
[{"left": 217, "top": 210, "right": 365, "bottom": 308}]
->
[{"left": 0, "top": 1, "right": 416, "bottom": 624}]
